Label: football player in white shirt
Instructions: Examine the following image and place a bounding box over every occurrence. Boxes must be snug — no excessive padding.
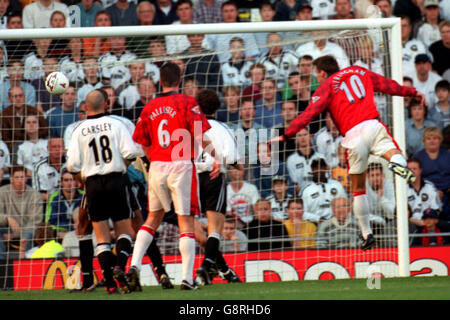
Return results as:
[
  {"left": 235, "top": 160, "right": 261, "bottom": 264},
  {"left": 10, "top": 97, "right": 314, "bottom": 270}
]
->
[
  {"left": 67, "top": 90, "right": 139, "bottom": 294},
  {"left": 194, "top": 88, "right": 243, "bottom": 285},
  {"left": 407, "top": 157, "right": 442, "bottom": 229}
]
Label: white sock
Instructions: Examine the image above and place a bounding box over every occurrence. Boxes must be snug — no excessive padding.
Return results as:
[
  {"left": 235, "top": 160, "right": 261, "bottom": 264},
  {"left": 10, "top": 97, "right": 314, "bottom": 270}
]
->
[
  {"left": 353, "top": 193, "right": 372, "bottom": 239},
  {"left": 179, "top": 233, "right": 196, "bottom": 284},
  {"left": 390, "top": 154, "right": 407, "bottom": 167},
  {"left": 130, "top": 225, "right": 154, "bottom": 271}
]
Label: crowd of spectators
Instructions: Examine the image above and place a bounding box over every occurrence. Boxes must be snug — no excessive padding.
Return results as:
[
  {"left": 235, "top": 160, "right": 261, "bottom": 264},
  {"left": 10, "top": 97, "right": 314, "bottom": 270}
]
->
[{"left": 0, "top": 0, "right": 449, "bottom": 260}]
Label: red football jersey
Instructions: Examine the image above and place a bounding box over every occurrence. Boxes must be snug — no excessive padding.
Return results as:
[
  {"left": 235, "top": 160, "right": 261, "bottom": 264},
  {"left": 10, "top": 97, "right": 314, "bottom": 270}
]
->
[
  {"left": 133, "top": 92, "right": 211, "bottom": 162},
  {"left": 285, "top": 66, "right": 417, "bottom": 138}
]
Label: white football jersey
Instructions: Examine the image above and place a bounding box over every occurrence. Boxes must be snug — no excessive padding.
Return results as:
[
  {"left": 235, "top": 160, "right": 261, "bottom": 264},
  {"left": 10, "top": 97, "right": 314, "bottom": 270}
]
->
[
  {"left": 118, "top": 84, "right": 140, "bottom": 110},
  {"left": 98, "top": 51, "right": 136, "bottom": 89},
  {"left": 195, "top": 119, "right": 241, "bottom": 174},
  {"left": 0, "top": 140, "right": 10, "bottom": 171},
  {"left": 407, "top": 180, "right": 441, "bottom": 220},
  {"left": 32, "top": 158, "right": 65, "bottom": 194},
  {"left": 16, "top": 139, "right": 49, "bottom": 172},
  {"left": 220, "top": 60, "right": 253, "bottom": 88},
  {"left": 257, "top": 50, "right": 299, "bottom": 89},
  {"left": 314, "top": 127, "right": 342, "bottom": 169},
  {"left": 266, "top": 193, "right": 293, "bottom": 221},
  {"left": 59, "top": 56, "right": 85, "bottom": 84},
  {"left": 301, "top": 179, "right": 347, "bottom": 222},
  {"left": 145, "top": 62, "right": 160, "bottom": 84},
  {"left": 67, "top": 114, "right": 139, "bottom": 180},
  {"left": 366, "top": 179, "right": 396, "bottom": 220},
  {"left": 23, "top": 52, "right": 44, "bottom": 81}
]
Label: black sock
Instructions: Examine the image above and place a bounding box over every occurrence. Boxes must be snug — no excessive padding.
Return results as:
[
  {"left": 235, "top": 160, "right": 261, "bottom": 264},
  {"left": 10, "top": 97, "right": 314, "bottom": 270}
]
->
[
  {"left": 147, "top": 239, "right": 167, "bottom": 277},
  {"left": 202, "top": 236, "right": 220, "bottom": 270},
  {"left": 97, "top": 244, "right": 115, "bottom": 287},
  {"left": 115, "top": 235, "right": 132, "bottom": 271},
  {"left": 215, "top": 250, "right": 229, "bottom": 273},
  {"left": 79, "top": 238, "right": 94, "bottom": 287}
]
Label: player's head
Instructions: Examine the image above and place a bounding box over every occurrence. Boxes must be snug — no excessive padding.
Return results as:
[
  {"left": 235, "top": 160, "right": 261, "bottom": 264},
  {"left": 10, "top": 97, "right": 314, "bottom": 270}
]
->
[
  {"left": 86, "top": 89, "right": 106, "bottom": 113},
  {"left": 197, "top": 88, "right": 221, "bottom": 116},
  {"left": 312, "top": 55, "right": 340, "bottom": 84},
  {"left": 160, "top": 62, "right": 181, "bottom": 88}
]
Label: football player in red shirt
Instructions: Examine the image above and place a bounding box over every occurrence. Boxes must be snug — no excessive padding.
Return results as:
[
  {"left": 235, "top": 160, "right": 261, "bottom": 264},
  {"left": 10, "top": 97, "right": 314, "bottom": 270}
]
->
[
  {"left": 128, "top": 62, "right": 217, "bottom": 290},
  {"left": 269, "top": 55, "right": 427, "bottom": 250}
]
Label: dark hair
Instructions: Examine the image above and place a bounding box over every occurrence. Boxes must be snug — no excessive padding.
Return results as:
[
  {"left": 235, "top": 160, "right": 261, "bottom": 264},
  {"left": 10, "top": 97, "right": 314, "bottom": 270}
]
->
[
  {"left": 34, "top": 222, "right": 56, "bottom": 247},
  {"left": 300, "top": 54, "right": 313, "bottom": 61},
  {"left": 260, "top": 0, "right": 276, "bottom": 11},
  {"left": 403, "top": 76, "right": 413, "bottom": 84},
  {"left": 287, "top": 197, "right": 303, "bottom": 208},
  {"left": 367, "top": 162, "right": 383, "bottom": 173},
  {"left": 176, "top": 0, "right": 193, "bottom": 9},
  {"left": 313, "top": 55, "right": 340, "bottom": 77},
  {"left": 160, "top": 62, "right": 181, "bottom": 87},
  {"left": 407, "top": 157, "right": 422, "bottom": 169},
  {"left": 197, "top": 89, "right": 221, "bottom": 115},
  {"left": 435, "top": 79, "right": 449, "bottom": 92},
  {"left": 11, "top": 165, "right": 26, "bottom": 176},
  {"left": 221, "top": 0, "right": 238, "bottom": 10},
  {"left": 50, "top": 10, "right": 66, "bottom": 22},
  {"left": 288, "top": 71, "right": 300, "bottom": 79},
  {"left": 374, "top": 0, "right": 391, "bottom": 5},
  {"left": 94, "top": 10, "right": 111, "bottom": 22},
  {"left": 407, "top": 98, "right": 428, "bottom": 118}
]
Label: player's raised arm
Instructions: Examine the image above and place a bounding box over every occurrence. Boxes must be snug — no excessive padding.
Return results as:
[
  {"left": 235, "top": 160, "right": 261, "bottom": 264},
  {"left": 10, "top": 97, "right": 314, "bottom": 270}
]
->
[{"left": 368, "top": 69, "right": 427, "bottom": 106}]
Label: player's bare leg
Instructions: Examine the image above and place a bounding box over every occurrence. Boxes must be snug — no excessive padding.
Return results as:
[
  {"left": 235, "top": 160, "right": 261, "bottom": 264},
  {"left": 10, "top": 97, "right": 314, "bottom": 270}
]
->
[
  {"left": 350, "top": 173, "right": 375, "bottom": 251},
  {"left": 383, "top": 148, "right": 416, "bottom": 183},
  {"left": 178, "top": 214, "right": 198, "bottom": 290}
]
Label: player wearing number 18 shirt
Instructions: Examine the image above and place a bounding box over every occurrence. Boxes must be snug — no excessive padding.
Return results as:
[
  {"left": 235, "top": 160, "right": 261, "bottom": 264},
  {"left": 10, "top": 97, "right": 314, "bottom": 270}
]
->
[
  {"left": 269, "top": 55, "right": 427, "bottom": 250},
  {"left": 127, "top": 62, "right": 214, "bottom": 291}
]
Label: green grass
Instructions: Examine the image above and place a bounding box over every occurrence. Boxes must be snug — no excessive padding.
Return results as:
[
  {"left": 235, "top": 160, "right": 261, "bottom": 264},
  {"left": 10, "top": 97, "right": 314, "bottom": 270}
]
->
[{"left": 0, "top": 276, "right": 449, "bottom": 300}]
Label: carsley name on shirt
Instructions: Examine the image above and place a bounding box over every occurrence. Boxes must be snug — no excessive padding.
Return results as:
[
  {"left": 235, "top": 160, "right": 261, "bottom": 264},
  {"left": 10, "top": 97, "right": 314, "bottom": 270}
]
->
[
  {"left": 81, "top": 123, "right": 112, "bottom": 136},
  {"left": 149, "top": 106, "right": 177, "bottom": 120}
]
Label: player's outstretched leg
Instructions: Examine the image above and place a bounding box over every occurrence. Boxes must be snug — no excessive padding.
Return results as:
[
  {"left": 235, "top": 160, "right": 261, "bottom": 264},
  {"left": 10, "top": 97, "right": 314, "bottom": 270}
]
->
[
  {"left": 147, "top": 239, "right": 174, "bottom": 289},
  {"left": 386, "top": 153, "right": 416, "bottom": 183}
]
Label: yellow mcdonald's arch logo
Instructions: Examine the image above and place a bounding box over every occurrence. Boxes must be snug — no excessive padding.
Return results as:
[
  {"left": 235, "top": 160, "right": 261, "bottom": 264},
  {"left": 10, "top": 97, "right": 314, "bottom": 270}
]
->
[{"left": 42, "top": 260, "right": 98, "bottom": 290}]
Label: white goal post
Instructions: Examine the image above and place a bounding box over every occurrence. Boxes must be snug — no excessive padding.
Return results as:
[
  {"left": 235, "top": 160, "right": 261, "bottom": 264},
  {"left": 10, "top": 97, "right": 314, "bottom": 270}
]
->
[{"left": 0, "top": 17, "right": 411, "bottom": 288}]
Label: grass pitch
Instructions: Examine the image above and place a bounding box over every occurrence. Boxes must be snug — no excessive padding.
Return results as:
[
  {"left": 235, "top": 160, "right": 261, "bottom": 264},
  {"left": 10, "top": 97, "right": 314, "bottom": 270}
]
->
[{"left": 0, "top": 276, "right": 449, "bottom": 300}]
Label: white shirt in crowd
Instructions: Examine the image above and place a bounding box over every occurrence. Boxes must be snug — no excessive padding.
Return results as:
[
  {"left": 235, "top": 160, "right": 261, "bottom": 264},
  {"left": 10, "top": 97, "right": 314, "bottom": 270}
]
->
[
  {"left": 16, "top": 139, "right": 49, "bottom": 173},
  {"left": 295, "top": 40, "right": 350, "bottom": 70},
  {"left": 98, "top": 51, "right": 136, "bottom": 89},
  {"left": 366, "top": 179, "right": 396, "bottom": 222},
  {"left": 257, "top": 49, "right": 299, "bottom": 89},
  {"left": 412, "top": 70, "right": 443, "bottom": 107},
  {"left": 402, "top": 39, "right": 428, "bottom": 78},
  {"left": 22, "top": 1, "right": 71, "bottom": 28},
  {"left": 311, "top": 0, "right": 336, "bottom": 19},
  {"left": 407, "top": 180, "right": 442, "bottom": 220},
  {"left": 416, "top": 23, "right": 442, "bottom": 48},
  {"left": 226, "top": 181, "right": 260, "bottom": 224},
  {"left": 314, "top": 127, "right": 342, "bottom": 169},
  {"left": 220, "top": 60, "right": 253, "bottom": 88},
  {"left": 286, "top": 151, "right": 325, "bottom": 194}
]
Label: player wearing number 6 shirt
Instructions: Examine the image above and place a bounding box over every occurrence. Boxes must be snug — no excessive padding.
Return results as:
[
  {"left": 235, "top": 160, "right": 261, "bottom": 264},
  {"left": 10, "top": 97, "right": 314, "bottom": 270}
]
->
[
  {"left": 67, "top": 90, "right": 140, "bottom": 294},
  {"left": 127, "top": 62, "right": 216, "bottom": 291},
  {"left": 268, "top": 55, "right": 427, "bottom": 251}
]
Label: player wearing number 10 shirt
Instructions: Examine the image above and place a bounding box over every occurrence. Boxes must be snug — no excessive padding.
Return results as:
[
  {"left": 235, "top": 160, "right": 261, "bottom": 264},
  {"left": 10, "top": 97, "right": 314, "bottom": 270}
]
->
[{"left": 269, "top": 55, "right": 427, "bottom": 251}]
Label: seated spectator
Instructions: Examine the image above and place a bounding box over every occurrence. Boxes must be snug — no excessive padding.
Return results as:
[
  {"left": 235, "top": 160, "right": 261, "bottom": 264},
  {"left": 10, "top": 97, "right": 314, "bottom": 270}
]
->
[
  {"left": 295, "top": 31, "right": 350, "bottom": 70},
  {"left": 254, "top": 0, "right": 278, "bottom": 54},
  {"left": 183, "top": 33, "right": 222, "bottom": 91},
  {"left": 257, "top": 32, "right": 298, "bottom": 90},
  {"left": 98, "top": 37, "right": 136, "bottom": 90},
  {"left": 429, "top": 20, "right": 450, "bottom": 77},
  {"left": 414, "top": 126, "right": 450, "bottom": 195},
  {"left": 128, "top": 76, "right": 156, "bottom": 123},
  {"left": 106, "top": 0, "right": 138, "bottom": 26},
  {"left": 272, "top": 100, "right": 298, "bottom": 162},
  {"left": 45, "top": 169, "right": 83, "bottom": 240},
  {"left": 415, "top": 0, "right": 442, "bottom": 48},
  {"left": 76, "top": 0, "right": 104, "bottom": 27},
  {"left": 48, "top": 11, "right": 71, "bottom": 60},
  {"left": 221, "top": 216, "right": 248, "bottom": 253},
  {"left": 428, "top": 80, "right": 450, "bottom": 130},
  {"left": 32, "top": 136, "right": 66, "bottom": 201},
  {"left": 286, "top": 127, "right": 323, "bottom": 195},
  {"left": 407, "top": 157, "right": 442, "bottom": 231},
  {"left": 403, "top": 76, "right": 415, "bottom": 110},
  {"left": 294, "top": 54, "right": 320, "bottom": 92},
  {"left": 126, "top": 1, "right": 156, "bottom": 57},
  {"left": 242, "top": 63, "right": 265, "bottom": 103},
  {"left": 0, "top": 59, "right": 36, "bottom": 110},
  {"left": 31, "top": 57, "right": 62, "bottom": 114},
  {"left": 16, "top": 115, "right": 49, "bottom": 177},
  {"left": 181, "top": 76, "right": 200, "bottom": 98},
  {"left": 0, "top": 86, "right": 48, "bottom": 153},
  {"left": 265, "top": 176, "right": 294, "bottom": 221},
  {"left": 216, "top": 85, "right": 241, "bottom": 125},
  {"left": 315, "top": 197, "right": 360, "bottom": 249},
  {"left": 3, "top": 13, "right": 34, "bottom": 61},
  {"left": 412, "top": 53, "right": 443, "bottom": 107},
  {"left": 82, "top": 11, "right": 112, "bottom": 58},
  {"left": 282, "top": 2, "right": 313, "bottom": 47},
  {"left": 204, "top": 1, "right": 260, "bottom": 63},
  {"left": 22, "top": 0, "right": 70, "bottom": 28},
  {"left": 226, "top": 165, "right": 260, "bottom": 227},
  {"left": 0, "top": 139, "right": 11, "bottom": 184},
  {"left": 365, "top": 162, "right": 396, "bottom": 246},
  {"left": 286, "top": 71, "right": 310, "bottom": 113},
  {"left": 400, "top": 15, "right": 428, "bottom": 78},
  {"left": 0, "top": 0, "right": 20, "bottom": 29},
  {"left": 23, "top": 38, "right": 49, "bottom": 82},
  {"left": 46, "top": 85, "right": 79, "bottom": 138},
  {"left": 332, "top": 0, "right": 354, "bottom": 19},
  {"left": 243, "top": 198, "right": 291, "bottom": 252},
  {"left": 301, "top": 157, "right": 347, "bottom": 223},
  {"left": 332, "top": 143, "right": 351, "bottom": 194},
  {"left": 406, "top": 98, "right": 437, "bottom": 156},
  {"left": 283, "top": 197, "right": 316, "bottom": 249},
  {"left": 153, "top": 0, "right": 179, "bottom": 25},
  {"left": 0, "top": 166, "right": 43, "bottom": 260},
  {"left": 117, "top": 62, "right": 146, "bottom": 110},
  {"left": 144, "top": 36, "right": 166, "bottom": 82},
  {"left": 255, "top": 78, "right": 283, "bottom": 128},
  {"left": 77, "top": 56, "right": 104, "bottom": 107},
  {"left": 64, "top": 103, "right": 87, "bottom": 151},
  {"left": 193, "top": 0, "right": 223, "bottom": 24},
  {"left": 311, "top": 0, "right": 336, "bottom": 19},
  {"left": 411, "top": 208, "right": 450, "bottom": 246},
  {"left": 393, "top": 0, "right": 423, "bottom": 26},
  {"left": 314, "top": 112, "right": 342, "bottom": 169},
  {"left": 273, "top": 0, "right": 305, "bottom": 21},
  {"left": 59, "top": 38, "right": 85, "bottom": 85},
  {"left": 19, "top": 222, "right": 64, "bottom": 259},
  {"left": 374, "top": 0, "right": 393, "bottom": 17},
  {"left": 220, "top": 37, "right": 253, "bottom": 89}
]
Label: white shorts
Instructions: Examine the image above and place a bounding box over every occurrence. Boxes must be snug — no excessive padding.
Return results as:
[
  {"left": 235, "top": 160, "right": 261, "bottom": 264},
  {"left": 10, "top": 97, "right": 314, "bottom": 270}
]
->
[
  {"left": 148, "top": 160, "right": 200, "bottom": 216},
  {"left": 341, "top": 120, "right": 399, "bottom": 174}
]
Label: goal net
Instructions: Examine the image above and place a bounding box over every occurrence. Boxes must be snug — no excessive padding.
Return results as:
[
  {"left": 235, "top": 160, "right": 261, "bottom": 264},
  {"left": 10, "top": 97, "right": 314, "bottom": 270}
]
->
[{"left": 0, "top": 17, "right": 411, "bottom": 291}]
